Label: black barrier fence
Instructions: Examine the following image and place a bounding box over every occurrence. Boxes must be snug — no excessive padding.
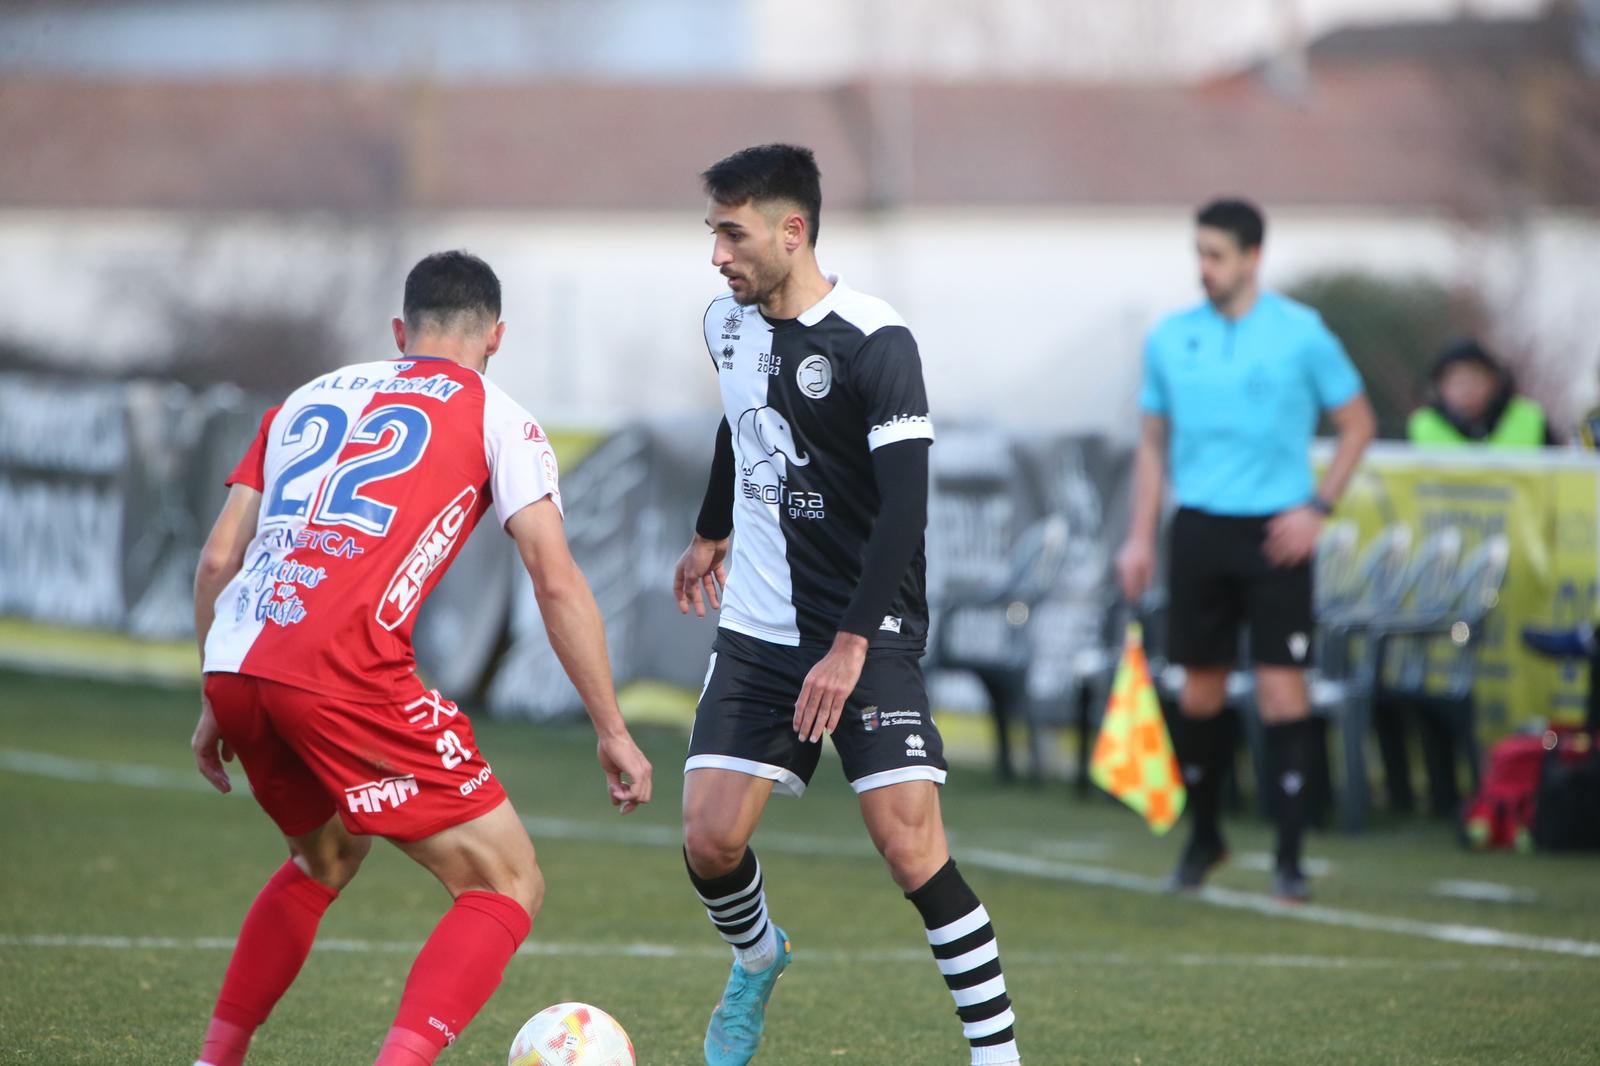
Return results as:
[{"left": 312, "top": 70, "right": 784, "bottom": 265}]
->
[{"left": 0, "top": 372, "right": 1133, "bottom": 721}]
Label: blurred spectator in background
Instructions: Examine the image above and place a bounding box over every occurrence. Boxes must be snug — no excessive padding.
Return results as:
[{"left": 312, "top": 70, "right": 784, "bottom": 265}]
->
[{"left": 1406, "top": 338, "right": 1556, "bottom": 448}]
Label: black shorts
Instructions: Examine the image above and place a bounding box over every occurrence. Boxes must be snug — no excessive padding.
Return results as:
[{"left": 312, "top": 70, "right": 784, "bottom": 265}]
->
[
  {"left": 686, "top": 629, "right": 947, "bottom": 797},
  {"left": 1166, "top": 507, "right": 1314, "bottom": 669}
]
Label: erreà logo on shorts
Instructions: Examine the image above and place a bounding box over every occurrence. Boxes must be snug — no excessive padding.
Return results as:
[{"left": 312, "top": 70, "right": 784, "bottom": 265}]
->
[
  {"left": 377, "top": 486, "right": 477, "bottom": 631},
  {"left": 344, "top": 774, "right": 419, "bottom": 814}
]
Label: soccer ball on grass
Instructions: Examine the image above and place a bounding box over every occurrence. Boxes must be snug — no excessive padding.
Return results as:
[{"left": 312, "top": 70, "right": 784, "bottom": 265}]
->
[{"left": 508, "top": 1002, "right": 635, "bottom": 1066}]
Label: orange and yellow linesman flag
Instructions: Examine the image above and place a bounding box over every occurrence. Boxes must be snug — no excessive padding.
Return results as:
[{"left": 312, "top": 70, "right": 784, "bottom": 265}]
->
[{"left": 1090, "top": 623, "right": 1186, "bottom": 834}]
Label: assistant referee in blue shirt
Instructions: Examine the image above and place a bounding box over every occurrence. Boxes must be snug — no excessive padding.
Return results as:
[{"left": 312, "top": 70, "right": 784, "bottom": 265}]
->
[{"left": 1116, "top": 199, "right": 1376, "bottom": 902}]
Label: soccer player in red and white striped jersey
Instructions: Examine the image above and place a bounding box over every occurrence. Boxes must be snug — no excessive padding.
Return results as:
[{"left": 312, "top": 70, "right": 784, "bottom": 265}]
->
[{"left": 189, "top": 251, "right": 651, "bottom": 1066}]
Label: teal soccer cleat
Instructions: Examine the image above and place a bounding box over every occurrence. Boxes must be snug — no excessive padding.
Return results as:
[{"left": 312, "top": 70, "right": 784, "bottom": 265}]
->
[{"left": 704, "top": 926, "right": 793, "bottom": 1066}]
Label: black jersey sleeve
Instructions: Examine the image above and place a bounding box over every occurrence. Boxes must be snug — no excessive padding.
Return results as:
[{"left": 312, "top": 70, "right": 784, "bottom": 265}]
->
[
  {"left": 844, "top": 326, "right": 935, "bottom": 451},
  {"left": 694, "top": 417, "right": 735, "bottom": 540},
  {"left": 838, "top": 438, "right": 930, "bottom": 638}
]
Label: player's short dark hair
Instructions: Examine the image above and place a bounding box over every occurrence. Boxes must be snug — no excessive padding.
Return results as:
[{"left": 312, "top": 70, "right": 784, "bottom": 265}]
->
[
  {"left": 1196, "top": 198, "right": 1266, "bottom": 251},
  {"left": 702, "top": 144, "right": 822, "bottom": 246},
  {"left": 402, "top": 250, "right": 501, "bottom": 332}
]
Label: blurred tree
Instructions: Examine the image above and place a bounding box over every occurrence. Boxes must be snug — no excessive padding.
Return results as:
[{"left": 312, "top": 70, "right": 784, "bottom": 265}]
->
[{"left": 1287, "top": 272, "right": 1490, "bottom": 440}]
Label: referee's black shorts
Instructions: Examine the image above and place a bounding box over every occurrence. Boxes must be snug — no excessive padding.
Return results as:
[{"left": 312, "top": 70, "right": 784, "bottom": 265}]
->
[
  {"left": 686, "top": 629, "right": 947, "bottom": 797},
  {"left": 1166, "top": 507, "right": 1314, "bottom": 669}
]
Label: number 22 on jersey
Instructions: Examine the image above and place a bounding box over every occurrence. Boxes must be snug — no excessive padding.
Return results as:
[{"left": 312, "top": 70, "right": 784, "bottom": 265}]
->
[{"left": 263, "top": 403, "right": 433, "bottom": 536}]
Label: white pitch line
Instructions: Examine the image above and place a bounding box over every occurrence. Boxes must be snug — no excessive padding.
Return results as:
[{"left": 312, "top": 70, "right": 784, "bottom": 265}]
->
[
  {"left": 6, "top": 749, "right": 1600, "bottom": 961},
  {"left": 947, "top": 849, "right": 1600, "bottom": 961},
  {"left": 0, "top": 934, "right": 1575, "bottom": 974},
  {"left": 0, "top": 747, "right": 214, "bottom": 792}
]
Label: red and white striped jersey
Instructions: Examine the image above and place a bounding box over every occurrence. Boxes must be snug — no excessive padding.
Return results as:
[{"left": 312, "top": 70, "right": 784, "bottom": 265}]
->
[{"left": 203, "top": 356, "right": 560, "bottom": 701}]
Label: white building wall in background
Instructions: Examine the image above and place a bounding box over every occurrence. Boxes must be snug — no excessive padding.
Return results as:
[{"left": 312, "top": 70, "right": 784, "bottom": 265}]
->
[{"left": 1, "top": 208, "right": 1595, "bottom": 435}]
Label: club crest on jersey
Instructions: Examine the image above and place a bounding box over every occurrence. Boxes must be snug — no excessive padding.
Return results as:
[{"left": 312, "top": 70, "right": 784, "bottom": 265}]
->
[
  {"left": 796, "top": 354, "right": 832, "bottom": 399},
  {"left": 722, "top": 305, "right": 744, "bottom": 335},
  {"left": 377, "top": 486, "right": 477, "bottom": 631}
]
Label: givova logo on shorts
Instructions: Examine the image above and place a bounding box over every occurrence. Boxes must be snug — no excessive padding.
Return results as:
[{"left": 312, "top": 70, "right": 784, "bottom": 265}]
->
[{"left": 344, "top": 774, "right": 419, "bottom": 814}]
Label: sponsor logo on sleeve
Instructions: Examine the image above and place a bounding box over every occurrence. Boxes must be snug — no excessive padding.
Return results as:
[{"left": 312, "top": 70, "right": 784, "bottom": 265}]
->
[
  {"left": 523, "top": 421, "right": 546, "bottom": 442},
  {"left": 377, "top": 486, "right": 477, "bottom": 631},
  {"left": 869, "top": 413, "right": 931, "bottom": 437},
  {"left": 905, "top": 734, "right": 928, "bottom": 758},
  {"left": 879, "top": 615, "right": 903, "bottom": 634}
]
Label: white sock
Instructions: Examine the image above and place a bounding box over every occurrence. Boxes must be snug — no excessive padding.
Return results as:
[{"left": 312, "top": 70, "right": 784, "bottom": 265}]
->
[
  {"left": 972, "top": 1038, "right": 1021, "bottom": 1065},
  {"left": 733, "top": 921, "right": 778, "bottom": 972}
]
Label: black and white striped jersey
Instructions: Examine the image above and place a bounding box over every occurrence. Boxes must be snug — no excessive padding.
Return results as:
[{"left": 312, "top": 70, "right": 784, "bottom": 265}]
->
[{"left": 703, "top": 275, "right": 935, "bottom": 650}]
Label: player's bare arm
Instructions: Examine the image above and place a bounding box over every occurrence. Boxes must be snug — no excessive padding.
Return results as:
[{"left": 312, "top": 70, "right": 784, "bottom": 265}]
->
[
  {"left": 1116, "top": 413, "right": 1169, "bottom": 601},
  {"left": 189, "top": 483, "right": 261, "bottom": 794},
  {"left": 1264, "top": 391, "right": 1376, "bottom": 566},
  {"left": 675, "top": 415, "right": 733, "bottom": 618},
  {"left": 673, "top": 534, "right": 728, "bottom": 618},
  {"left": 506, "top": 497, "right": 653, "bottom": 813},
  {"left": 791, "top": 631, "right": 868, "bottom": 743}
]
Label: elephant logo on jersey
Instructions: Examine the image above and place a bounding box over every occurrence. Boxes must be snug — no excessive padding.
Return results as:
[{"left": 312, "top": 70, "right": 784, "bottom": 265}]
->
[{"left": 735, "top": 405, "right": 811, "bottom": 490}]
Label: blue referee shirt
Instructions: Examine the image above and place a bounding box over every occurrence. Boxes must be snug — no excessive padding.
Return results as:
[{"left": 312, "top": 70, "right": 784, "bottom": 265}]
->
[{"left": 1138, "top": 291, "right": 1363, "bottom": 517}]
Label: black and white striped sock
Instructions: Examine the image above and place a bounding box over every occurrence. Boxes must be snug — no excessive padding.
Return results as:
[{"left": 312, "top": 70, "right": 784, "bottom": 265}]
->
[
  {"left": 907, "top": 859, "right": 1019, "bottom": 1065},
  {"left": 685, "top": 847, "right": 778, "bottom": 972}
]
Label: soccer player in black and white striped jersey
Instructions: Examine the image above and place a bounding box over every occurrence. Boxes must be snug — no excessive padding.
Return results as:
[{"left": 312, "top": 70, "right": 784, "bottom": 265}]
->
[{"left": 673, "top": 144, "right": 1021, "bottom": 1066}]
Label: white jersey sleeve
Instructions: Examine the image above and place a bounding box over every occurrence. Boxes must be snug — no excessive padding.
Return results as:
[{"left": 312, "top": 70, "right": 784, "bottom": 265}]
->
[{"left": 482, "top": 380, "right": 563, "bottom": 528}]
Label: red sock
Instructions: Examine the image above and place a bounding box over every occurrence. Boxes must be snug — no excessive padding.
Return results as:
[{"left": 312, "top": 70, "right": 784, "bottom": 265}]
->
[
  {"left": 372, "top": 1026, "right": 440, "bottom": 1066},
  {"left": 200, "top": 860, "right": 338, "bottom": 1066},
  {"left": 381, "top": 891, "right": 532, "bottom": 1063}
]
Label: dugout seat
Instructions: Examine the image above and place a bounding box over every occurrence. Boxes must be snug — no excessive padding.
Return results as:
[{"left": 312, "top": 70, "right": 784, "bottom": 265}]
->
[
  {"left": 1366, "top": 535, "right": 1509, "bottom": 819},
  {"left": 1310, "top": 525, "right": 1469, "bottom": 830},
  {"left": 931, "top": 514, "right": 1070, "bottom": 781}
]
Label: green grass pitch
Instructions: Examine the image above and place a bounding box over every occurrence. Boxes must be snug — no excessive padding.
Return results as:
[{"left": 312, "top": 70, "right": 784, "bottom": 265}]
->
[{"left": 2, "top": 669, "right": 1598, "bottom": 1064}]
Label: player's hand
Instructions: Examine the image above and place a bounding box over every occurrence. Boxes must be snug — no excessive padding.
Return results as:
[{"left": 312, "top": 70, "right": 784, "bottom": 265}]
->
[
  {"left": 1264, "top": 506, "right": 1324, "bottom": 567},
  {"left": 674, "top": 534, "right": 729, "bottom": 618},
  {"left": 1115, "top": 535, "right": 1156, "bottom": 603},
  {"left": 794, "top": 632, "right": 868, "bottom": 744},
  {"left": 596, "top": 731, "right": 653, "bottom": 815},
  {"left": 190, "top": 696, "right": 234, "bottom": 795}
]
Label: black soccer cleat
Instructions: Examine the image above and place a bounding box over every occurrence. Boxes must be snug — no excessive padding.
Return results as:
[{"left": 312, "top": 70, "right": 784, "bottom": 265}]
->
[
  {"left": 1272, "top": 868, "right": 1311, "bottom": 905},
  {"left": 1165, "top": 835, "right": 1229, "bottom": 893}
]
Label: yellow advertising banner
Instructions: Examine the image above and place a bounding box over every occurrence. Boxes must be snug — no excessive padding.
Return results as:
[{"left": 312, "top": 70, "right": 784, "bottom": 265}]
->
[{"left": 1323, "top": 444, "right": 1599, "bottom": 733}]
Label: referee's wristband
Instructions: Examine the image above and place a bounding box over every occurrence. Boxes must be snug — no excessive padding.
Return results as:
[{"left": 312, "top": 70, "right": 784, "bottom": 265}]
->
[{"left": 1308, "top": 495, "right": 1335, "bottom": 516}]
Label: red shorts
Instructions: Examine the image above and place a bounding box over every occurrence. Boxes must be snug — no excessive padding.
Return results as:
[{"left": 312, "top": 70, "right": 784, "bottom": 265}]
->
[{"left": 204, "top": 672, "right": 507, "bottom": 842}]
